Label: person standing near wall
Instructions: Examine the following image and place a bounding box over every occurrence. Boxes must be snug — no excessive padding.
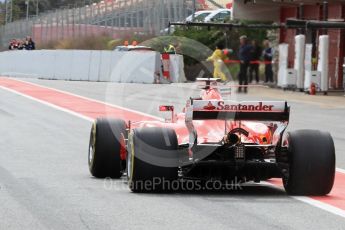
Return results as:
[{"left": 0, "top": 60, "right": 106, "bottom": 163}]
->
[
  {"left": 249, "top": 40, "right": 262, "bottom": 84},
  {"left": 24, "top": 37, "right": 36, "bottom": 50},
  {"left": 238, "top": 35, "right": 252, "bottom": 93},
  {"left": 263, "top": 39, "right": 274, "bottom": 83},
  {"left": 8, "top": 39, "right": 19, "bottom": 50},
  {"left": 206, "top": 43, "right": 227, "bottom": 82},
  {"left": 17, "top": 40, "right": 24, "bottom": 50}
]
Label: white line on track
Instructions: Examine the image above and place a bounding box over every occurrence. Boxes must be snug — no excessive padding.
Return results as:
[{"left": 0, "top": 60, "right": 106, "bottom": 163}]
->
[
  {"left": 293, "top": 196, "right": 345, "bottom": 218},
  {"left": 1, "top": 78, "right": 345, "bottom": 219},
  {"left": 0, "top": 86, "right": 93, "bottom": 122},
  {"left": 336, "top": 168, "right": 345, "bottom": 174},
  {"left": 260, "top": 182, "right": 345, "bottom": 218}
]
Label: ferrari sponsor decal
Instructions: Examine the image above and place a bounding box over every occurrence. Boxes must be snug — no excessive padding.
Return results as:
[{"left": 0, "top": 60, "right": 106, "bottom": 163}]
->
[
  {"left": 203, "top": 102, "right": 216, "bottom": 110},
  {"left": 217, "top": 101, "right": 274, "bottom": 112},
  {"left": 195, "top": 100, "right": 286, "bottom": 112}
]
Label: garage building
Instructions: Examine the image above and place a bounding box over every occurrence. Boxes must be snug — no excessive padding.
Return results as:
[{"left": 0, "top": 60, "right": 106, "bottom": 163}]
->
[{"left": 233, "top": 0, "right": 345, "bottom": 90}]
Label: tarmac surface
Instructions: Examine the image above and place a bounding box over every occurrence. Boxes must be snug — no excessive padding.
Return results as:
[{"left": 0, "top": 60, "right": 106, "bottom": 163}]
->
[{"left": 0, "top": 77, "right": 345, "bottom": 230}]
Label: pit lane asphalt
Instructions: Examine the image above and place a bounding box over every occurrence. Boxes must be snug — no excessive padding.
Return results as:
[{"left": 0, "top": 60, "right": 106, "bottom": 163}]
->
[{"left": 0, "top": 78, "right": 344, "bottom": 229}]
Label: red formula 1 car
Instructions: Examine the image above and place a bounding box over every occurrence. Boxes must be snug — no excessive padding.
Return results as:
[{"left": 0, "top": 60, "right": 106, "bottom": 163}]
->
[{"left": 88, "top": 79, "right": 335, "bottom": 195}]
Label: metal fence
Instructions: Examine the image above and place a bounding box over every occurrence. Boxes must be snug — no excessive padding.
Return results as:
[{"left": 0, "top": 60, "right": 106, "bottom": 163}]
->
[{"left": 0, "top": 0, "right": 198, "bottom": 47}]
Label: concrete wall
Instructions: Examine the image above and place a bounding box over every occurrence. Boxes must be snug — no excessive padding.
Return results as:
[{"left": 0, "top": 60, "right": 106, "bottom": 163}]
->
[{"left": 0, "top": 50, "right": 165, "bottom": 83}]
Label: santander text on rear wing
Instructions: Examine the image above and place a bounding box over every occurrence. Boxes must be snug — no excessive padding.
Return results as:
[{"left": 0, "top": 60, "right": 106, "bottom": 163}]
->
[{"left": 186, "top": 100, "right": 290, "bottom": 122}]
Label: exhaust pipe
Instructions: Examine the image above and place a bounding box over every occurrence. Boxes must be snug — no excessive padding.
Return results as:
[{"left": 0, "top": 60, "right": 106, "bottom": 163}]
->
[{"left": 227, "top": 133, "right": 240, "bottom": 145}]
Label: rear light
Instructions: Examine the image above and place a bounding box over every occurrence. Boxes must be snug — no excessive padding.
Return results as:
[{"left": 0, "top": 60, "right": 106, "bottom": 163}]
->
[
  {"left": 235, "top": 143, "right": 245, "bottom": 160},
  {"left": 159, "top": 105, "right": 174, "bottom": 112}
]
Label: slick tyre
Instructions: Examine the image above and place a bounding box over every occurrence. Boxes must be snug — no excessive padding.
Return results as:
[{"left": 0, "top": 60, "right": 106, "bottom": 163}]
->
[
  {"left": 127, "top": 127, "right": 179, "bottom": 193},
  {"left": 88, "top": 118, "right": 127, "bottom": 179},
  {"left": 283, "top": 130, "right": 335, "bottom": 196}
]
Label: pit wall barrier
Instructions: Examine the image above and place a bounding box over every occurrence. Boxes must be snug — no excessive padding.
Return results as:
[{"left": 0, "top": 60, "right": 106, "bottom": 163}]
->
[
  {"left": 317, "top": 35, "right": 329, "bottom": 92},
  {"left": 278, "top": 35, "right": 329, "bottom": 92},
  {"left": 277, "top": 43, "right": 288, "bottom": 87},
  {"left": 294, "top": 35, "right": 305, "bottom": 90},
  {"left": 0, "top": 50, "right": 186, "bottom": 84}
]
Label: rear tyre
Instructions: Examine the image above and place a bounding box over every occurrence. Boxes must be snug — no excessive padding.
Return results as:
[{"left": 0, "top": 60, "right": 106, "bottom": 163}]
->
[
  {"left": 283, "top": 130, "right": 335, "bottom": 195},
  {"left": 127, "top": 127, "right": 179, "bottom": 193},
  {"left": 88, "top": 118, "right": 127, "bottom": 179}
]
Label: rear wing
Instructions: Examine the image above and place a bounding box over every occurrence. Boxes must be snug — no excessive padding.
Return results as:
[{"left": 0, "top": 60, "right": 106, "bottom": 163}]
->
[{"left": 186, "top": 100, "right": 290, "bottom": 122}]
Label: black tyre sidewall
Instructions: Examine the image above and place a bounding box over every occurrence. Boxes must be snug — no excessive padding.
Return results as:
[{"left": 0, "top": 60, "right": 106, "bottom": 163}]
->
[
  {"left": 284, "top": 130, "right": 335, "bottom": 195},
  {"left": 128, "top": 127, "right": 179, "bottom": 193},
  {"left": 89, "top": 118, "right": 126, "bottom": 179}
]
